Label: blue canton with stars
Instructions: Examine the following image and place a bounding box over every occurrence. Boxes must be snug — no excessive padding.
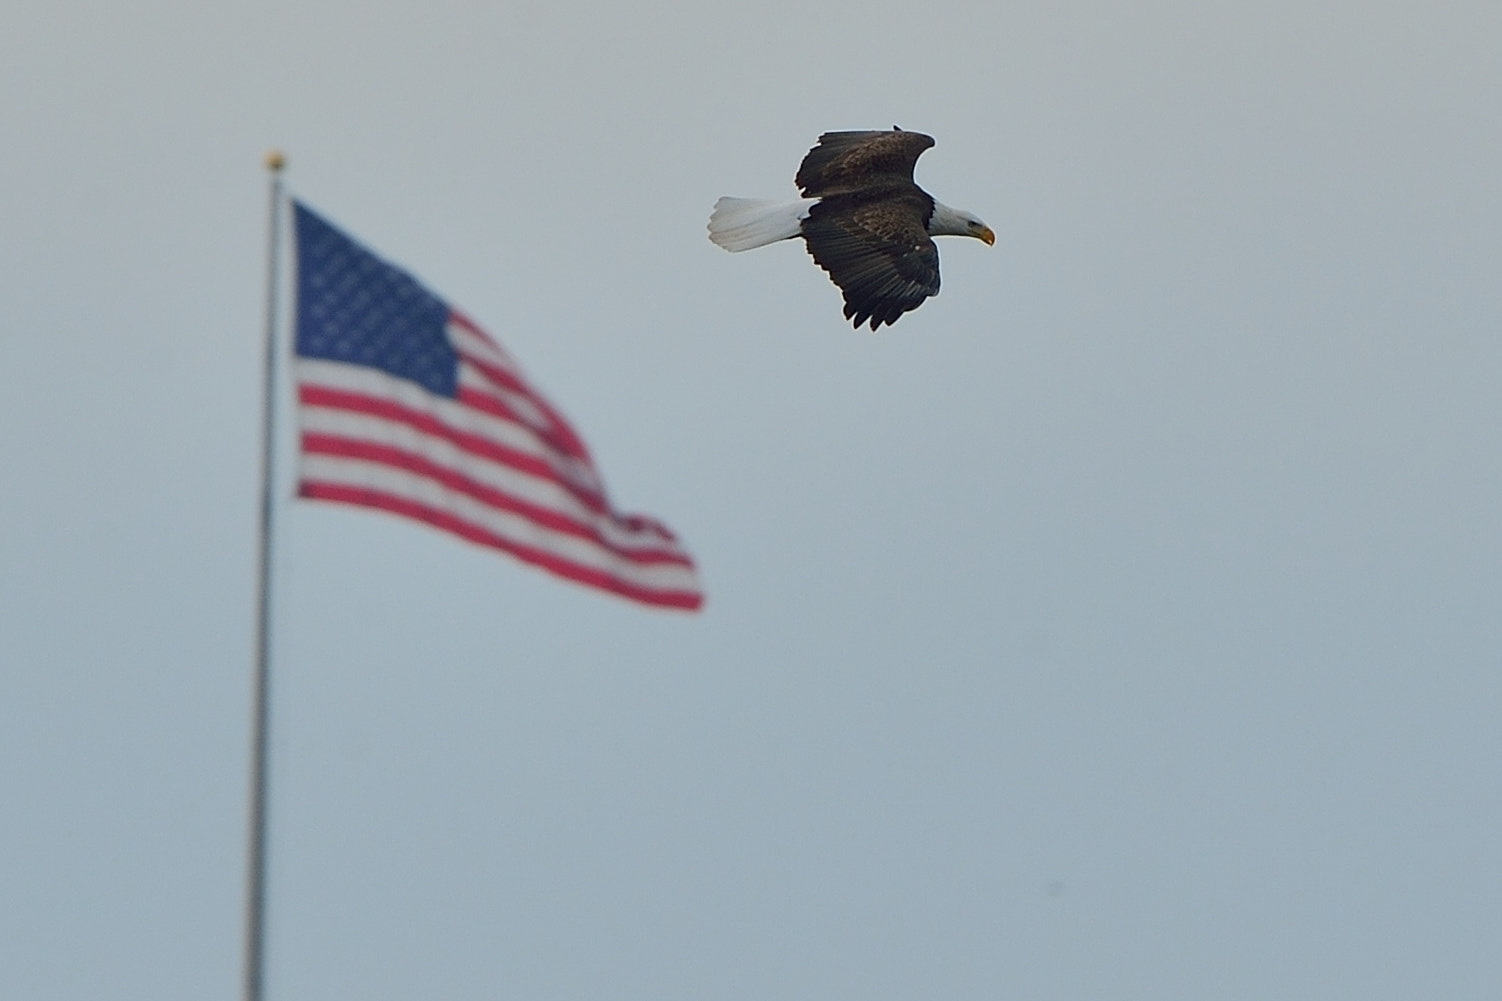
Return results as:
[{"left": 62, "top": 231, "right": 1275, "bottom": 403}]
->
[{"left": 293, "top": 201, "right": 458, "bottom": 397}]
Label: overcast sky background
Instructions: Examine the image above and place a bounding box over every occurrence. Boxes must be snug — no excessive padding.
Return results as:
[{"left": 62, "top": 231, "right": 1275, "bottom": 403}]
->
[{"left": 3, "top": 1, "right": 1500, "bottom": 999}]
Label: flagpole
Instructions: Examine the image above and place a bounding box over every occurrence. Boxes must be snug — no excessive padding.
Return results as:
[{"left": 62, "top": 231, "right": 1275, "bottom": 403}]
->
[{"left": 244, "top": 149, "right": 285, "bottom": 1001}]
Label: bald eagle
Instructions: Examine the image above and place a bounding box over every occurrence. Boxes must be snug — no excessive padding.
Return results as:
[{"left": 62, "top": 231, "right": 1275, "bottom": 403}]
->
[{"left": 708, "top": 129, "right": 995, "bottom": 330}]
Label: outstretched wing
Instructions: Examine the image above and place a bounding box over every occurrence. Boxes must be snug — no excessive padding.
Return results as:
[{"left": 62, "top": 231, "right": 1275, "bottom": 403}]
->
[
  {"left": 795, "top": 130, "right": 936, "bottom": 198},
  {"left": 801, "top": 188, "right": 941, "bottom": 330}
]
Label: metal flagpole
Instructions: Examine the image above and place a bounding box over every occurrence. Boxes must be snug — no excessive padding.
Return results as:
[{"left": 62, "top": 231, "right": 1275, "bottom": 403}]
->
[{"left": 244, "top": 148, "right": 286, "bottom": 1001}]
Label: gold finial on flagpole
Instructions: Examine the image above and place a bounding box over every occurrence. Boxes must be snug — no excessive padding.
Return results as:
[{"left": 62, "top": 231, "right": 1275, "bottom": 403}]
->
[{"left": 264, "top": 149, "right": 286, "bottom": 173}]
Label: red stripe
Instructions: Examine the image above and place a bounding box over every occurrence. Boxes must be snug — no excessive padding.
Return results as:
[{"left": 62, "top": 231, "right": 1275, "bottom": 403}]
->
[
  {"left": 300, "top": 432, "right": 692, "bottom": 566},
  {"left": 445, "top": 317, "right": 676, "bottom": 539},
  {"left": 299, "top": 481, "right": 703, "bottom": 610},
  {"left": 461, "top": 389, "right": 677, "bottom": 541},
  {"left": 448, "top": 309, "right": 503, "bottom": 352},
  {"left": 298, "top": 383, "right": 610, "bottom": 515},
  {"left": 457, "top": 349, "right": 534, "bottom": 400},
  {"left": 450, "top": 326, "right": 597, "bottom": 462},
  {"left": 452, "top": 382, "right": 594, "bottom": 475}
]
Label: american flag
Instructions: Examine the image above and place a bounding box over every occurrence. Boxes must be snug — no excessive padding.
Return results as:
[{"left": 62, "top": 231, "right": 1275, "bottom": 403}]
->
[{"left": 290, "top": 201, "right": 703, "bottom": 610}]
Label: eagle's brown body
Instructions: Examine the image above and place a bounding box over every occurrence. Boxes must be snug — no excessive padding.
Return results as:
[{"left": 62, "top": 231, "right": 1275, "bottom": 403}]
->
[{"left": 709, "top": 129, "right": 993, "bottom": 330}]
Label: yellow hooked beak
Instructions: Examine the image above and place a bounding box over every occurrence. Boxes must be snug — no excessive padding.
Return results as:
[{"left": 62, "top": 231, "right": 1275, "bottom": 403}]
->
[{"left": 978, "top": 225, "right": 996, "bottom": 246}]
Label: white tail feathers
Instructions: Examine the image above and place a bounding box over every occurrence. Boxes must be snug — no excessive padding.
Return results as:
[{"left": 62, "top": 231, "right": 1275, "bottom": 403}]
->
[{"left": 707, "top": 197, "right": 817, "bottom": 252}]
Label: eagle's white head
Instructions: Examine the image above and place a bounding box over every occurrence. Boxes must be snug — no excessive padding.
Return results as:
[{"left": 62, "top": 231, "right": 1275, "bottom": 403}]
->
[{"left": 928, "top": 201, "right": 996, "bottom": 245}]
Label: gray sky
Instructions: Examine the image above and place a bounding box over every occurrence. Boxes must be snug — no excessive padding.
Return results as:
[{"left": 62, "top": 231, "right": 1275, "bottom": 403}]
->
[{"left": 3, "top": 1, "right": 1500, "bottom": 998}]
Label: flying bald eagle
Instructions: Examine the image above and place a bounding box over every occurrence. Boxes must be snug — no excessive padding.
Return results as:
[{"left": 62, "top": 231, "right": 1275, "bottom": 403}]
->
[{"left": 708, "top": 129, "right": 995, "bottom": 330}]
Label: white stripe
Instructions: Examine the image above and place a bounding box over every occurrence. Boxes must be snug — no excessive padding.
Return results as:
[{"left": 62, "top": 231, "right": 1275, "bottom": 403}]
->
[
  {"left": 298, "top": 358, "right": 605, "bottom": 498},
  {"left": 458, "top": 364, "right": 556, "bottom": 437},
  {"left": 300, "top": 454, "right": 700, "bottom": 593},
  {"left": 300, "top": 357, "right": 609, "bottom": 512},
  {"left": 296, "top": 404, "right": 684, "bottom": 556},
  {"left": 446, "top": 320, "right": 518, "bottom": 372},
  {"left": 446, "top": 330, "right": 603, "bottom": 494},
  {"left": 297, "top": 358, "right": 552, "bottom": 461}
]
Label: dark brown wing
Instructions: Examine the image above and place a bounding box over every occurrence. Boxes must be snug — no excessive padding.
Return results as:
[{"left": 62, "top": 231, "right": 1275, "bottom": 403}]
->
[
  {"left": 801, "top": 187, "right": 941, "bottom": 330},
  {"left": 795, "top": 130, "right": 936, "bottom": 198}
]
